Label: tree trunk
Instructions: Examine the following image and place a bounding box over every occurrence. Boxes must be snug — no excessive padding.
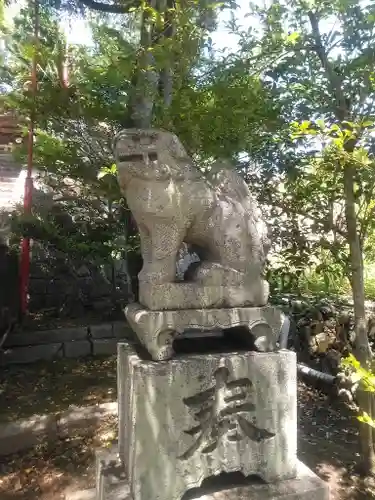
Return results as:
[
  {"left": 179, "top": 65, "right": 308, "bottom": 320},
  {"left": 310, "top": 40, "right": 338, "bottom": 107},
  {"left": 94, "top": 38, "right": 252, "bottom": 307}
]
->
[
  {"left": 131, "top": 2, "right": 159, "bottom": 129},
  {"left": 307, "top": 8, "right": 375, "bottom": 473},
  {"left": 343, "top": 163, "right": 375, "bottom": 474},
  {"left": 130, "top": 0, "right": 175, "bottom": 128}
]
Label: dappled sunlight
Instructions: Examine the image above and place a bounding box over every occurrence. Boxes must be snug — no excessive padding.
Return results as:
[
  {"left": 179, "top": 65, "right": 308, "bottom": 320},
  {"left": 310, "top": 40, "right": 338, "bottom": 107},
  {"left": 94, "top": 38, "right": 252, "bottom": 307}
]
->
[
  {"left": 0, "top": 353, "right": 371, "bottom": 499},
  {"left": 308, "top": 460, "right": 375, "bottom": 500},
  {"left": 297, "top": 381, "right": 371, "bottom": 499},
  {"left": 0, "top": 415, "right": 117, "bottom": 500},
  {"left": 0, "top": 357, "right": 117, "bottom": 423}
]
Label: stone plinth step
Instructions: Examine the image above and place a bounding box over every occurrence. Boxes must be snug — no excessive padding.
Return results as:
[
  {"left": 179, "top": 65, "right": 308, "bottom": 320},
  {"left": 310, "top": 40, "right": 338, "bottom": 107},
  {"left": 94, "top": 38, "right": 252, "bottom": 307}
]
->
[
  {"left": 65, "top": 484, "right": 130, "bottom": 500},
  {"left": 91, "top": 460, "right": 328, "bottom": 500},
  {"left": 117, "top": 343, "right": 298, "bottom": 500},
  {"left": 125, "top": 303, "right": 284, "bottom": 361},
  {"left": 96, "top": 445, "right": 128, "bottom": 500},
  {"left": 65, "top": 489, "right": 96, "bottom": 500}
]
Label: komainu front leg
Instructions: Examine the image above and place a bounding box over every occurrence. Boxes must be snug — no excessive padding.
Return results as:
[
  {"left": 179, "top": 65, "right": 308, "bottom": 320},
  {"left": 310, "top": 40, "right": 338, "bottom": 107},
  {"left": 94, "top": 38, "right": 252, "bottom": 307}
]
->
[{"left": 138, "top": 223, "right": 183, "bottom": 284}]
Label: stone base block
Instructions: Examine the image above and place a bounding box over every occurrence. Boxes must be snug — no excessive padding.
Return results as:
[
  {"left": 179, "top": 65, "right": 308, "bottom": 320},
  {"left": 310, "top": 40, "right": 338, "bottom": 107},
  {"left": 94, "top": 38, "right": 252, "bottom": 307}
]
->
[
  {"left": 96, "top": 445, "right": 126, "bottom": 500},
  {"left": 125, "top": 303, "right": 284, "bottom": 361},
  {"left": 117, "top": 343, "right": 297, "bottom": 500},
  {"left": 93, "top": 339, "right": 119, "bottom": 356},
  {"left": 95, "top": 455, "right": 328, "bottom": 500},
  {"left": 64, "top": 340, "right": 91, "bottom": 358},
  {"left": 0, "top": 343, "right": 63, "bottom": 366},
  {"left": 139, "top": 281, "right": 269, "bottom": 311}
]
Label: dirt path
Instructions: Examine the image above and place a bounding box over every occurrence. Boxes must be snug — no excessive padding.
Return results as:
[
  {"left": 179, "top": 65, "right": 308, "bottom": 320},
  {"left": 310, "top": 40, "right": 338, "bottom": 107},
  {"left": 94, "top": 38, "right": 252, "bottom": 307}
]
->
[
  {"left": 1, "top": 357, "right": 374, "bottom": 499},
  {"left": 298, "top": 383, "right": 375, "bottom": 499},
  {"left": 0, "top": 357, "right": 117, "bottom": 423}
]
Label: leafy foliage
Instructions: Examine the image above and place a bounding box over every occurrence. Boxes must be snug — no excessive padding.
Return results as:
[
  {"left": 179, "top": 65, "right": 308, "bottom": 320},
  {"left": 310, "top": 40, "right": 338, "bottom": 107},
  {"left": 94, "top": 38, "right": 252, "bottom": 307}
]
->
[
  {"left": 342, "top": 354, "right": 375, "bottom": 428},
  {"left": 4, "top": 0, "right": 375, "bottom": 474}
]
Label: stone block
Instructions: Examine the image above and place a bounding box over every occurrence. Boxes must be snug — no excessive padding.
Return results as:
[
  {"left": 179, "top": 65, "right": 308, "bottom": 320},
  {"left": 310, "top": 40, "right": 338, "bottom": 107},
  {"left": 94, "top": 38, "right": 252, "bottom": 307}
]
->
[
  {"left": 113, "top": 321, "right": 132, "bottom": 339},
  {"left": 64, "top": 340, "right": 91, "bottom": 358},
  {"left": 53, "top": 326, "right": 89, "bottom": 342},
  {"left": 125, "top": 303, "right": 284, "bottom": 361},
  {"left": 118, "top": 347, "right": 297, "bottom": 500},
  {"left": 65, "top": 489, "right": 96, "bottom": 500},
  {"left": 68, "top": 485, "right": 130, "bottom": 500},
  {"left": 96, "top": 445, "right": 127, "bottom": 500},
  {"left": 190, "top": 461, "right": 329, "bottom": 500},
  {"left": 101, "top": 484, "right": 131, "bottom": 500},
  {"left": 117, "top": 343, "right": 139, "bottom": 473},
  {"left": 90, "top": 323, "right": 114, "bottom": 339},
  {"left": 139, "top": 282, "right": 269, "bottom": 311},
  {"left": 93, "top": 339, "right": 118, "bottom": 356},
  {"left": 0, "top": 343, "right": 63, "bottom": 366},
  {"left": 92, "top": 460, "right": 328, "bottom": 500},
  {"left": 5, "top": 326, "right": 88, "bottom": 348}
]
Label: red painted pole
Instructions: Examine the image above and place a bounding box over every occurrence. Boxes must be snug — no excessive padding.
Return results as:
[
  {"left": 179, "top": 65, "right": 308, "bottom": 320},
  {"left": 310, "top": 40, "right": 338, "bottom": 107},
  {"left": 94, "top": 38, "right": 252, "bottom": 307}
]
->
[{"left": 20, "top": 0, "right": 39, "bottom": 316}]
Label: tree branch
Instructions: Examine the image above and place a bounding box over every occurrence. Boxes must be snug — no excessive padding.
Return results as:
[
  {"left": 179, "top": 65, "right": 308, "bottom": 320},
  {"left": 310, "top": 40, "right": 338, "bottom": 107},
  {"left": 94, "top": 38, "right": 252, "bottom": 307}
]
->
[
  {"left": 278, "top": 201, "right": 348, "bottom": 239},
  {"left": 78, "top": 0, "right": 139, "bottom": 14},
  {"left": 307, "top": 10, "right": 348, "bottom": 121}
]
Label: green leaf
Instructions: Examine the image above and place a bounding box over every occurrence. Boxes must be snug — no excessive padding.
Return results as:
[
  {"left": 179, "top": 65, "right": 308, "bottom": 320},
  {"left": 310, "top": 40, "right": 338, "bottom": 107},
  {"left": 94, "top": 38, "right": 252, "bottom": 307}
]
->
[
  {"left": 358, "top": 412, "right": 375, "bottom": 428},
  {"left": 286, "top": 32, "right": 300, "bottom": 45},
  {"left": 300, "top": 120, "right": 311, "bottom": 130}
]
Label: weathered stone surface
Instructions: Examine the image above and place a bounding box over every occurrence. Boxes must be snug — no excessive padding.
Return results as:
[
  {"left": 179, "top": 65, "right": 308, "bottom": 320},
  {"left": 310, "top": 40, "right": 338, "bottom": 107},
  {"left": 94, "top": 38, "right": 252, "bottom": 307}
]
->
[
  {"left": 92, "top": 460, "right": 328, "bottom": 500},
  {"left": 139, "top": 282, "right": 269, "bottom": 311},
  {"left": 5, "top": 326, "right": 88, "bottom": 347},
  {"left": 118, "top": 343, "right": 139, "bottom": 475},
  {"left": 29, "top": 239, "right": 132, "bottom": 314},
  {"left": 189, "top": 461, "right": 329, "bottom": 500},
  {"left": 0, "top": 343, "right": 63, "bottom": 365},
  {"left": 64, "top": 340, "right": 91, "bottom": 358},
  {"left": 93, "top": 339, "right": 119, "bottom": 356},
  {"left": 90, "top": 323, "right": 113, "bottom": 339},
  {"left": 101, "top": 484, "right": 131, "bottom": 500},
  {"left": 114, "top": 129, "right": 270, "bottom": 310},
  {"left": 113, "top": 321, "right": 132, "bottom": 339},
  {"left": 125, "top": 303, "right": 284, "bottom": 361},
  {"left": 96, "top": 445, "right": 126, "bottom": 500},
  {"left": 117, "top": 345, "right": 297, "bottom": 500},
  {"left": 65, "top": 489, "right": 97, "bottom": 500},
  {"left": 67, "top": 485, "right": 130, "bottom": 500},
  {"left": 89, "top": 321, "right": 132, "bottom": 340}
]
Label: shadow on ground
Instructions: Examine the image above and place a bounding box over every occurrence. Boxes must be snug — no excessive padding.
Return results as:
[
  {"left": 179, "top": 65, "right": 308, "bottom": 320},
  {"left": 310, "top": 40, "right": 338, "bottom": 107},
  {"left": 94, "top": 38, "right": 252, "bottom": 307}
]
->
[
  {"left": 0, "top": 356, "right": 117, "bottom": 423},
  {"left": 298, "top": 382, "right": 375, "bottom": 499},
  {"left": 0, "top": 414, "right": 117, "bottom": 500}
]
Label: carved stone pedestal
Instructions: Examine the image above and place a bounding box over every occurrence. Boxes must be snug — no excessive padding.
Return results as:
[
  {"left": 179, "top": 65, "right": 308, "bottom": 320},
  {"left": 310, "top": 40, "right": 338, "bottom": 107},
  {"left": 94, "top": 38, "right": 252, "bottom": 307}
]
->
[
  {"left": 125, "top": 303, "right": 285, "bottom": 361},
  {"left": 95, "top": 447, "right": 329, "bottom": 500},
  {"left": 117, "top": 343, "right": 298, "bottom": 500},
  {"left": 93, "top": 342, "right": 329, "bottom": 500}
]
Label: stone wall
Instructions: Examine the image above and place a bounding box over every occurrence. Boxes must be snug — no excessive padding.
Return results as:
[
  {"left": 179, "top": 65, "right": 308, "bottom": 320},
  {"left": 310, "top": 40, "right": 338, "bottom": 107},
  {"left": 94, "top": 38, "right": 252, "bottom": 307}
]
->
[
  {"left": 271, "top": 294, "right": 375, "bottom": 375},
  {"left": 0, "top": 122, "right": 135, "bottom": 318},
  {"left": 0, "top": 320, "right": 134, "bottom": 366},
  {"left": 28, "top": 243, "right": 132, "bottom": 316}
]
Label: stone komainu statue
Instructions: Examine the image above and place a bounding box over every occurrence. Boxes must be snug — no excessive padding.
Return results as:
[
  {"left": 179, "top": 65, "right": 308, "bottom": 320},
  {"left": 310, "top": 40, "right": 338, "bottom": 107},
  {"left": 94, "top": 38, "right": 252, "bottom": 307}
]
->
[{"left": 114, "top": 129, "right": 270, "bottom": 310}]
